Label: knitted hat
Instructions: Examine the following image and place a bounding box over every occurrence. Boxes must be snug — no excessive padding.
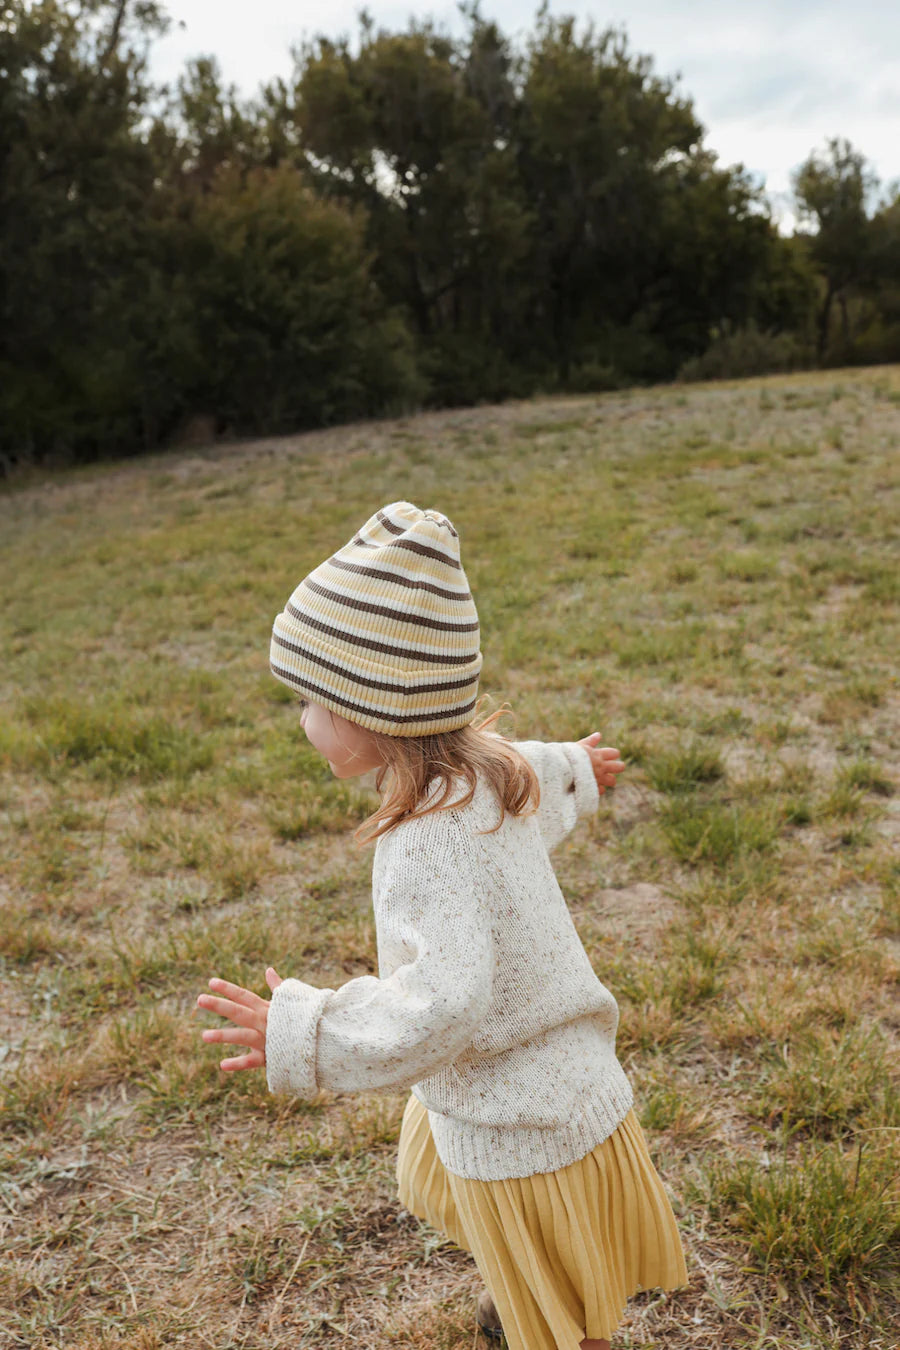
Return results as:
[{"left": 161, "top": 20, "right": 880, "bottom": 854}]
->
[{"left": 269, "top": 501, "right": 482, "bottom": 736}]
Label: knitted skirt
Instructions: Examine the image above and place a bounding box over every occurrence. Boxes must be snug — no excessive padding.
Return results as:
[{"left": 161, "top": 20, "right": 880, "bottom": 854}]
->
[{"left": 396, "top": 1093, "right": 687, "bottom": 1349}]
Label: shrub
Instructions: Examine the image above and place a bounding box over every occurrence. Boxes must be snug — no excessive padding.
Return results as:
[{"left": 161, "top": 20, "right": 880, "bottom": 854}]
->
[{"left": 678, "top": 322, "right": 814, "bottom": 382}]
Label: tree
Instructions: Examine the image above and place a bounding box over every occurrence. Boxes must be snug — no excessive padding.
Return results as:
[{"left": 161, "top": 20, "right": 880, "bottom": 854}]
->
[
  {"left": 272, "top": 5, "right": 536, "bottom": 399},
  {"left": 639, "top": 150, "right": 813, "bottom": 370},
  {"left": 0, "top": 0, "right": 173, "bottom": 463},
  {"left": 180, "top": 161, "right": 423, "bottom": 432},
  {"left": 791, "top": 138, "right": 878, "bottom": 360},
  {"left": 6, "top": 4, "right": 861, "bottom": 468},
  {"left": 515, "top": 10, "right": 702, "bottom": 380},
  {"left": 851, "top": 191, "right": 900, "bottom": 363},
  {"left": 274, "top": 5, "right": 793, "bottom": 392},
  {"left": 0, "top": 2, "right": 419, "bottom": 465}
]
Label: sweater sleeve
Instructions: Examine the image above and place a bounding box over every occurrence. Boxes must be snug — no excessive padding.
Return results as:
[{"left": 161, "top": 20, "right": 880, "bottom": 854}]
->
[
  {"left": 265, "top": 807, "right": 494, "bottom": 1099},
  {"left": 509, "top": 740, "right": 600, "bottom": 852}
]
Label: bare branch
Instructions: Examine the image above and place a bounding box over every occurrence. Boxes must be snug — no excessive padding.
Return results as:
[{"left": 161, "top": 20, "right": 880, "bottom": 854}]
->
[{"left": 98, "top": 0, "right": 128, "bottom": 69}]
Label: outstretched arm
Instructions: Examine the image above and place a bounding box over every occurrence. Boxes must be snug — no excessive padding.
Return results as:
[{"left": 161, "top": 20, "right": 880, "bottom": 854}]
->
[{"left": 197, "top": 807, "right": 494, "bottom": 1099}]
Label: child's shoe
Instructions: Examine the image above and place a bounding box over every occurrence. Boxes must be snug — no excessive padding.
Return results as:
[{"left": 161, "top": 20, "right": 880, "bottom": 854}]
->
[{"left": 476, "top": 1287, "right": 504, "bottom": 1341}]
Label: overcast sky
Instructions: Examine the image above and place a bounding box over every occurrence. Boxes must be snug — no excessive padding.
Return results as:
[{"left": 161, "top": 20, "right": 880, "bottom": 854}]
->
[{"left": 147, "top": 1, "right": 900, "bottom": 231}]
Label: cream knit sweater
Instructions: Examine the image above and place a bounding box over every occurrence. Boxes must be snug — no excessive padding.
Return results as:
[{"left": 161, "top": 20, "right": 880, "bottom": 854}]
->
[{"left": 265, "top": 739, "right": 635, "bottom": 1181}]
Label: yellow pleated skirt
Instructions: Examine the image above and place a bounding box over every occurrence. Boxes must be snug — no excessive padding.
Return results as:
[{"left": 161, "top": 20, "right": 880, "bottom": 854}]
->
[{"left": 396, "top": 1094, "right": 687, "bottom": 1349}]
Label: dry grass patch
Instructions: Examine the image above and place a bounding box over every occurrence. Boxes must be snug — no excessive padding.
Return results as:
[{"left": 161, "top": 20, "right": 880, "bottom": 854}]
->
[{"left": 2, "top": 365, "right": 899, "bottom": 1347}]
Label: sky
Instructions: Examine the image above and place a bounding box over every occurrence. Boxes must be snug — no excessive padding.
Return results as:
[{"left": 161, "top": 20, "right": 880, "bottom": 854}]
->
[{"left": 146, "top": 0, "right": 900, "bottom": 232}]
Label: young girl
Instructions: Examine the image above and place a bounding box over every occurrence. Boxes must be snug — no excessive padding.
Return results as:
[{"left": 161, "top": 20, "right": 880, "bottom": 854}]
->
[{"left": 197, "top": 500, "right": 687, "bottom": 1350}]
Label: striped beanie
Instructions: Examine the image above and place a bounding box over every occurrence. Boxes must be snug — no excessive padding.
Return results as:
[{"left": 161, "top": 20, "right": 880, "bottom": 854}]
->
[{"left": 269, "top": 501, "right": 482, "bottom": 736}]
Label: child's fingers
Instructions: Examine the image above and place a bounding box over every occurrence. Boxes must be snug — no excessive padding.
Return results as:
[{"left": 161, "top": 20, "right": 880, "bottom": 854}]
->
[
  {"left": 594, "top": 755, "right": 625, "bottom": 792},
  {"left": 584, "top": 744, "right": 622, "bottom": 764},
  {"left": 220, "top": 1049, "right": 265, "bottom": 1072},
  {"left": 206, "top": 977, "right": 266, "bottom": 1008},
  {"left": 593, "top": 751, "right": 624, "bottom": 769},
  {"left": 196, "top": 993, "right": 264, "bottom": 1028},
  {"left": 202, "top": 1027, "right": 261, "bottom": 1048},
  {"left": 266, "top": 967, "right": 283, "bottom": 992}
]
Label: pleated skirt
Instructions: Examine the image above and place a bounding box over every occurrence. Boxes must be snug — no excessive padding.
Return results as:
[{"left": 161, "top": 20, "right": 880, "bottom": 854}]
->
[{"left": 396, "top": 1094, "right": 687, "bottom": 1349}]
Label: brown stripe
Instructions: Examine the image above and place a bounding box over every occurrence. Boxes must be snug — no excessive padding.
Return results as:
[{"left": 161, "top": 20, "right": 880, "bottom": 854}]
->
[
  {"left": 351, "top": 531, "right": 461, "bottom": 570},
  {"left": 303, "top": 577, "right": 479, "bottom": 633},
  {"left": 270, "top": 660, "right": 478, "bottom": 725},
  {"left": 281, "top": 605, "right": 477, "bottom": 665},
  {"left": 375, "top": 510, "right": 406, "bottom": 536},
  {"left": 328, "top": 554, "right": 472, "bottom": 602},
  {"left": 392, "top": 537, "right": 461, "bottom": 569},
  {"left": 272, "top": 630, "right": 480, "bottom": 696}
]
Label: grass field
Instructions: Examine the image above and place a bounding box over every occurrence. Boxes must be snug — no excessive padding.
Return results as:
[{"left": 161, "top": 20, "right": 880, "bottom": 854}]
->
[{"left": 1, "top": 367, "right": 898, "bottom": 1349}]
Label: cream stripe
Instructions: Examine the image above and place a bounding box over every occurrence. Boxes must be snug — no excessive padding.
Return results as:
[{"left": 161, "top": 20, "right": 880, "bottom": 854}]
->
[
  {"left": 327, "top": 554, "right": 473, "bottom": 600},
  {"left": 280, "top": 603, "right": 479, "bottom": 662},
  {"left": 305, "top": 573, "right": 479, "bottom": 628},
  {"left": 336, "top": 542, "right": 469, "bottom": 589},
  {"left": 347, "top": 534, "right": 462, "bottom": 571}
]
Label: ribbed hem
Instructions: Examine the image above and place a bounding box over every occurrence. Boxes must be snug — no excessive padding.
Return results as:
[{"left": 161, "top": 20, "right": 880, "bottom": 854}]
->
[
  {"left": 265, "top": 978, "right": 332, "bottom": 1098},
  {"left": 421, "top": 1060, "right": 635, "bottom": 1181},
  {"left": 562, "top": 741, "right": 601, "bottom": 819}
]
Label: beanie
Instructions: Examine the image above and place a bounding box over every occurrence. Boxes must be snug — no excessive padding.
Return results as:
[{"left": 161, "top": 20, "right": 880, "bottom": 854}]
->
[{"left": 269, "top": 501, "right": 483, "bottom": 736}]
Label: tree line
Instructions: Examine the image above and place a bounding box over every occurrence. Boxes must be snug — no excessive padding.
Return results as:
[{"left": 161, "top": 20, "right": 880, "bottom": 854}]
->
[{"left": 2, "top": 0, "right": 899, "bottom": 470}]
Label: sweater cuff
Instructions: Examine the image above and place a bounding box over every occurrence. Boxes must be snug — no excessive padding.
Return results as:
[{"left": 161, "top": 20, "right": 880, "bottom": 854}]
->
[
  {"left": 561, "top": 742, "right": 600, "bottom": 819},
  {"left": 265, "top": 978, "right": 332, "bottom": 1097}
]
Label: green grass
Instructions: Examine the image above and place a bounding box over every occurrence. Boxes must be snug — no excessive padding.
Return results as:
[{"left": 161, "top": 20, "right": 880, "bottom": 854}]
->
[
  {"left": 747, "top": 1022, "right": 900, "bottom": 1139},
  {"left": 646, "top": 741, "right": 725, "bottom": 793},
  {"left": 661, "top": 797, "right": 782, "bottom": 866},
  {"left": 1, "top": 364, "right": 899, "bottom": 1348},
  {"left": 1, "top": 692, "right": 215, "bottom": 782},
  {"left": 695, "top": 1137, "right": 899, "bottom": 1294}
]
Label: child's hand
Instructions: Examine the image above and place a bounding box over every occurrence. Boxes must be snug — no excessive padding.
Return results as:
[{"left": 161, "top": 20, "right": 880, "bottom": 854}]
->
[
  {"left": 196, "top": 967, "right": 283, "bottom": 1072},
  {"left": 577, "top": 732, "right": 626, "bottom": 794}
]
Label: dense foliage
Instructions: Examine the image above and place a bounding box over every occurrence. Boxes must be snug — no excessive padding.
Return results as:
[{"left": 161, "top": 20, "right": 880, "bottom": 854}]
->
[{"left": 2, "top": 1, "right": 898, "bottom": 468}]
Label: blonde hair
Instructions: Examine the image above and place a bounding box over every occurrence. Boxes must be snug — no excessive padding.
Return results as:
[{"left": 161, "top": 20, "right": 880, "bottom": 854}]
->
[{"left": 352, "top": 696, "right": 540, "bottom": 847}]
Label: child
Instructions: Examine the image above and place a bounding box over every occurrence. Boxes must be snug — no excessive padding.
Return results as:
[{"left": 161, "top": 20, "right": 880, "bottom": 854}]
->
[{"left": 197, "top": 500, "right": 687, "bottom": 1350}]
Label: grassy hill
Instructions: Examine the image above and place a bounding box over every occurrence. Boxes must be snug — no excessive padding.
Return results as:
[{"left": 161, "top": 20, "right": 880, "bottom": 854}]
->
[{"left": 1, "top": 368, "right": 898, "bottom": 1349}]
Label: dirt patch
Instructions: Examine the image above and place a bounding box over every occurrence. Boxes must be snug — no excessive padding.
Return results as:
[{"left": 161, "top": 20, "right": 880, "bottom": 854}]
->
[
  {"left": 609, "top": 782, "right": 659, "bottom": 834},
  {"left": 720, "top": 742, "right": 772, "bottom": 783},
  {"left": 813, "top": 582, "right": 865, "bottom": 621},
  {"left": 592, "top": 882, "right": 675, "bottom": 949}
]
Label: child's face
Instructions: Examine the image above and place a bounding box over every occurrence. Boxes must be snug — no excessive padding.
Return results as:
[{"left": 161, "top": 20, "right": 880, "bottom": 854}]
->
[{"left": 298, "top": 699, "right": 385, "bottom": 778}]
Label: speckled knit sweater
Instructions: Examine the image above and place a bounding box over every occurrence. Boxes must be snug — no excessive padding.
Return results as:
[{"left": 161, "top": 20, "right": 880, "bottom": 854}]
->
[{"left": 265, "top": 740, "right": 635, "bottom": 1181}]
